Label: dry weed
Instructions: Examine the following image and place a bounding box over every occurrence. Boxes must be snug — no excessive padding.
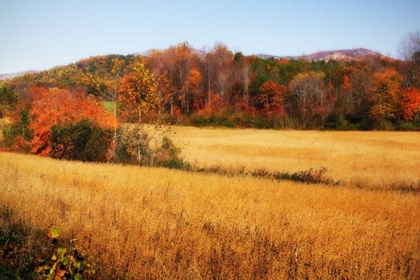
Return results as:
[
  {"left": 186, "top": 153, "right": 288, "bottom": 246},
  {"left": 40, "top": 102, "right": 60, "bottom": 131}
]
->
[{"left": 1, "top": 150, "right": 419, "bottom": 279}]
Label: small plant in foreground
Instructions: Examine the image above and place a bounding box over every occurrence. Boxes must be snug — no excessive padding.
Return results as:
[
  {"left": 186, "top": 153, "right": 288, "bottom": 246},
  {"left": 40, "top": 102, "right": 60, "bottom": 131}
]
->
[
  {"left": 0, "top": 224, "right": 35, "bottom": 279},
  {"left": 36, "top": 226, "right": 95, "bottom": 280}
]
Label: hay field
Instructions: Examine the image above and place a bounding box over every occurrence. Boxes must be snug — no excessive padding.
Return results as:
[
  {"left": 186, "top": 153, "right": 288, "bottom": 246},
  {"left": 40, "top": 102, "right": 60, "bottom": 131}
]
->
[
  {"left": 1, "top": 128, "right": 420, "bottom": 279},
  {"left": 171, "top": 127, "right": 420, "bottom": 190}
]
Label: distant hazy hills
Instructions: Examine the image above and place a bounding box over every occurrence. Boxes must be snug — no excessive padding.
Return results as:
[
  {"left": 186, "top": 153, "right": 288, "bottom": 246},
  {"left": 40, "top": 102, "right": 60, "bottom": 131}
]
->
[
  {"left": 0, "top": 48, "right": 384, "bottom": 80},
  {"left": 0, "top": 70, "right": 40, "bottom": 81},
  {"left": 255, "top": 48, "right": 383, "bottom": 60},
  {"left": 303, "top": 48, "right": 383, "bottom": 61}
]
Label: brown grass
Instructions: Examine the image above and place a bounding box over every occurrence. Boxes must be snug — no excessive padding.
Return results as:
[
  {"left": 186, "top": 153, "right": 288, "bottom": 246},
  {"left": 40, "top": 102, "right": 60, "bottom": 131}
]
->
[
  {"left": 171, "top": 127, "right": 420, "bottom": 190},
  {"left": 1, "top": 128, "right": 420, "bottom": 279}
]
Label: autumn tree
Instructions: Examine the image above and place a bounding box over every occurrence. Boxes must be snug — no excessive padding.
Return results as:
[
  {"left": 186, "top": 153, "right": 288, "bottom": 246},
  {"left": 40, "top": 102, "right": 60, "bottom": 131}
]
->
[
  {"left": 120, "top": 63, "right": 157, "bottom": 122},
  {"left": 258, "top": 81, "right": 285, "bottom": 112},
  {"left": 186, "top": 68, "right": 203, "bottom": 111},
  {"left": 400, "top": 87, "right": 420, "bottom": 122},
  {"left": 211, "top": 42, "right": 234, "bottom": 99},
  {"left": 0, "top": 84, "right": 18, "bottom": 117},
  {"left": 163, "top": 42, "right": 195, "bottom": 115},
  {"left": 201, "top": 42, "right": 234, "bottom": 110},
  {"left": 369, "top": 68, "right": 402, "bottom": 128},
  {"left": 155, "top": 70, "right": 174, "bottom": 117},
  {"left": 105, "top": 58, "right": 125, "bottom": 162},
  {"left": 233, "top": 52, "right": 251, "bottom": 108},
  {"left": 7, "top": 73, "right": 37, "bottom": 105},
  {"left": 28, "top": 87, "right": 116, "bottom": 157},
  {"left": 289, "top": 71, "right": 327, "bottom": 127},
  {"left": 398, "top": 30, "right": 420, "bottom": 88},
  {"left": 119, "top": 63, "right": 158, "bottom": 165},
  {"left": 201, "top": 45, "right": 215, "bottom": 110},
  {"left": 258, "top": 80, "right": 287, "bottom": 127}
]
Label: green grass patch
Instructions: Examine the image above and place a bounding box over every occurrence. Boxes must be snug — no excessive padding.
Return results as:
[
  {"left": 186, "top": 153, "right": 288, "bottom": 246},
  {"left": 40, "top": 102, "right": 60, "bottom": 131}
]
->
[{"left": 101, "top": 101, "right": 115, "bottom": 113}]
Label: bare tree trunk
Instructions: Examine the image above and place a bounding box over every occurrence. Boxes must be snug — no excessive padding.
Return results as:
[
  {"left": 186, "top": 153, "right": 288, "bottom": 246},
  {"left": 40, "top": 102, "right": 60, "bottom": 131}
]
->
[
  {"left": 137, "top": 110, "right": 142, "bottom": 165},
  {"left": 112, "top": 104, "right": 118, "bottom": 162}
]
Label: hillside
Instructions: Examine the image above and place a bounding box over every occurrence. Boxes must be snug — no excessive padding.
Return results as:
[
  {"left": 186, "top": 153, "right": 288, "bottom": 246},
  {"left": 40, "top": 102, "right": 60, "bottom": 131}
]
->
[
  {"left": 1, "top": 47, "right": 386, "bottom": 79},
  {"left": 249, "top": 48, "right": 384, "bottom": 61}
]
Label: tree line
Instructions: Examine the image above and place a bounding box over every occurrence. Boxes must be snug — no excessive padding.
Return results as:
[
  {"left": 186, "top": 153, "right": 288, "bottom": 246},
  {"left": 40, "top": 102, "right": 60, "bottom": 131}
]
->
[{"left": 1, "top": 31, "right": 419, "bottom": 161}]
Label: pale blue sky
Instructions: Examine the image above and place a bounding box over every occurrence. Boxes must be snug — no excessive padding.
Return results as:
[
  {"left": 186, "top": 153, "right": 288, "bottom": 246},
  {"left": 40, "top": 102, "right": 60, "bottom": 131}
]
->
[{"left": 1, "top": 0, "right": 419, "bottom": 73}]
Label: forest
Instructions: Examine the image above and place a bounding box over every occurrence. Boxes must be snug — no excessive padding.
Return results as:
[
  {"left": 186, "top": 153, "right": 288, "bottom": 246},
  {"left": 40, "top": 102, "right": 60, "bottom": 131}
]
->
[{"left": 1, "top": 31, "right": 419, "bottom": 162}]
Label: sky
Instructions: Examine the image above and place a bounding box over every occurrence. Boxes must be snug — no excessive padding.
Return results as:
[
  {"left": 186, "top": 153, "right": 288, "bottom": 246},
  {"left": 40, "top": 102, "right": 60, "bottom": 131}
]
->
[{"left": 1, "top": 0, "right": 419, "bottom": 74}]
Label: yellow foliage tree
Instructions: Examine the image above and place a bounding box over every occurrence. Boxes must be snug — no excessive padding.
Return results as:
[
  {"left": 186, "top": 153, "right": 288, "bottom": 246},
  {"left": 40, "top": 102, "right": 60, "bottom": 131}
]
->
[{"left": 119, "top": 63, "right": 159, "bottom": 165}]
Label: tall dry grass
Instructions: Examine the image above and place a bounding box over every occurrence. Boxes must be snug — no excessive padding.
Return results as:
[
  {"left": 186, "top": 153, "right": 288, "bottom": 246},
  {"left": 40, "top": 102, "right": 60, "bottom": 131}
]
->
[
  {"left": 171, "top": 127, "right": 420, "bottom": 190},
  {"left": 1, "top": 148, "right": 419, "bottom": 279}
]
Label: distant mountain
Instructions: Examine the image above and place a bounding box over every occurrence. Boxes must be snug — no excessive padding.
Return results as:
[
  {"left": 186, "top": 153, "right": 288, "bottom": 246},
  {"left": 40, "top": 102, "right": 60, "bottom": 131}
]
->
[
  {"left": 254, "top": 54, "right": 283, "bottom": 60},
  {"left": 255, "top": 48, "right": 383, "bottom": 61},
  {"left": 304, "top": 48, "right": 383, "bottom": 61},
  {"left": 0, "top": 70, "right": 39, "bottom": 81}
]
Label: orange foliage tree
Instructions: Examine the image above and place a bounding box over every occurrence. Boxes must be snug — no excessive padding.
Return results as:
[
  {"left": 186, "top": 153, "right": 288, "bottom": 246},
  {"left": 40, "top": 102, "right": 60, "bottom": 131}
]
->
[
  {"left": 400, "top": 87, "right": 420, "bottom": 122},
  {"left": 28, "top": 87, "right": 117, "bottom": 156},
  {"left": 369, "top": 68, "right": 402, "bottom": 127},
  {"left": 186, "top": 68, "right": 203, "bottom": 112},
  {"left": 258, "top": 80, "right": 286, "bottom": 117}
]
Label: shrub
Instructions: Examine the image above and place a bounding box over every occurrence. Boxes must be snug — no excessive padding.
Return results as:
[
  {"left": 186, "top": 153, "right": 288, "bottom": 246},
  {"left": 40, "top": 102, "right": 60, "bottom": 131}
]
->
[
  {"left": 113, "top": 125, "right": 190, "bottom": 170},
  {"left": 324, "top": 112, "right": 343, "bottom": 129},
  {"left": 2, "top": 109, "right": 32, "bottom": 151},
  {"left": 0, "top": 216, "right": 95, "bottom": 279},
  {"left": 50, "top": 119, "right": 113, "bottom": 162},
  {"left": 36, "top": 226, "right": 95, "bottom": 279},
  {"left": 253, "top": 116, "right": 271, "bottom": 128},
  {"left": 0, "top": 223, "right": 37, "bottom": 279},
  {"left": 190, "top": 114, "right": 208, "bottom": 126},
  {"left": 155, "top": 136, "right": 191, "bottom": 170},
  {"left": 289, "top": 167, "right": 333, "bottom": 184},
  {"left": 397, "top": 121, "right": 420, "bottom": 131}
]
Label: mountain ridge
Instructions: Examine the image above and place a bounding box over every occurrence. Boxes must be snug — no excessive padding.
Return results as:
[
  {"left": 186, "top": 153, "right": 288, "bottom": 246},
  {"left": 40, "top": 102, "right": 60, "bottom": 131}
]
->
[
  {"left": 254, "top": 48, "right": 383, "bottom": 60},
  {"left": 0, "top": 48, "right": 385, "bottom": 80}
]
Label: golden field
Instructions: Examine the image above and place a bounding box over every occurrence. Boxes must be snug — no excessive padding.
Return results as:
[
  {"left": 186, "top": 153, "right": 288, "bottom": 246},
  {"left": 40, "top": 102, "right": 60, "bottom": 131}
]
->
[
  {"left": 1, "top": 127, "right": 420, "bottom": 279},
  {"left": 171, "top": 127, "right": 420, "bottom": 190}
]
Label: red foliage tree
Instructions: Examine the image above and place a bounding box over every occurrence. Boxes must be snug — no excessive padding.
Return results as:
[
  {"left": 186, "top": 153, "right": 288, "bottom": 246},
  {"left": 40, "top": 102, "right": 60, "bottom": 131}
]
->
[
  {"left": 258, "top": 80, "right": 286, "bottom": 116},
  {"left": 400, "top": 87, "right": 420, "bottom": 121},
  {"left": 28, "top": 87, "right": 116, "bottom": 156}
]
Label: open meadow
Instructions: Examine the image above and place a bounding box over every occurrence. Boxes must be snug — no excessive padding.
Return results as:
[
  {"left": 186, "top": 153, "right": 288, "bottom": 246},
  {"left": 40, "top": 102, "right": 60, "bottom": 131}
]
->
[
  {"left": 1, "top": 127, "right": 420, "bottom": 279},
  {"left": 171, "top": 127, "right": 420, "bottom": 191}
]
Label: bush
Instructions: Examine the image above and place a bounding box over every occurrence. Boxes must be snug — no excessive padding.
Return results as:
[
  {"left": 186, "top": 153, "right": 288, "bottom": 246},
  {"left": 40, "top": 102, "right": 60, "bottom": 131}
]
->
[
  {"left": 397, "top": 121, "right": 420, "bottom": 131},
  {"left": 156, "top": 136, "right": 191, "bottom": 170},
  {"left": 113, "top": 125, "right": 190, "bottom": 170},
  {"left": 0, "top": 222, "right": 96, "bottom": 279},
  {"left": 253, "top": 116, "right": 271, "bottom": 128},
  {"left": 324, "top": 113, "right": 343, "bottom": 129},
  {"left": 2, "top": 109, "right": 32, "bottom": 151},
  {"left": 308, "top": 114, "right": 324, "bottom": 129},
  {"left": 50, "top": 119, "right": 113, "bottom": 162},
  {"left": 36, "top": 226, "right": 95, "bottom": 279},
  {"left": 114, "top": 125, "right": 138, "bottom": 164},
  {"left": 272, "top": 167, "right": 336, "bottom": 185},
  {"left": 190, "top": 114, "right": 208, "bottom": 126}
]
